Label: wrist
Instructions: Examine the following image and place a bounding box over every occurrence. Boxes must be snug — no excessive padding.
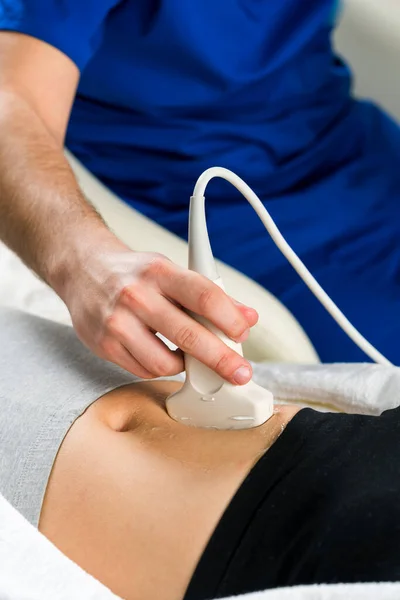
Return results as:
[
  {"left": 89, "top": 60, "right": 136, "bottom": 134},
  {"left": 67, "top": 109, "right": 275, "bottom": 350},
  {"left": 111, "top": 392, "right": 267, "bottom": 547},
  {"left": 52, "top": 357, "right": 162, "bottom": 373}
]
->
[{"left": 47, "top": 221, "right": 126, "bottom": 301}]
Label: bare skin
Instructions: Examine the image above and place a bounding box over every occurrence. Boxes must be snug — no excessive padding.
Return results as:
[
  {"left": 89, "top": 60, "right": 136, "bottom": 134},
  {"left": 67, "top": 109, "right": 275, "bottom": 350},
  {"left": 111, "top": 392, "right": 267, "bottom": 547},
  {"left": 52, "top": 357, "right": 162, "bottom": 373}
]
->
[
  {"left": 39, "top": 381, "right": 300, "bottom": 600},
  {"left": 0, "top": 31, "right": 257, "bottom": 384}
]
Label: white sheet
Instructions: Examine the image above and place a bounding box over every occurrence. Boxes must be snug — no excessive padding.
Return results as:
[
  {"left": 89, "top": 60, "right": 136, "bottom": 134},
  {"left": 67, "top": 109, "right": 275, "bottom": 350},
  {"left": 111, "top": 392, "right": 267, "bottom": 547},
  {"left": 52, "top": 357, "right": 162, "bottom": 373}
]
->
[
  {"left": 0, "top": 242, "right": 71, "bottom": 324},
  {"left": 1, "top": 240, "right": 400, "bottom": 600}
]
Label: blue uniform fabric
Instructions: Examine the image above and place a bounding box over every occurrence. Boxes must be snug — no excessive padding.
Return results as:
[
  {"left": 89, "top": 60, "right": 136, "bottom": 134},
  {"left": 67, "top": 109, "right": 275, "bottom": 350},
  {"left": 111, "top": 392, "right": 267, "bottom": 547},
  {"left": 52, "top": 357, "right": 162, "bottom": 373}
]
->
[{"left": 1, "top": 0, "right": 400, "bottom": 363}]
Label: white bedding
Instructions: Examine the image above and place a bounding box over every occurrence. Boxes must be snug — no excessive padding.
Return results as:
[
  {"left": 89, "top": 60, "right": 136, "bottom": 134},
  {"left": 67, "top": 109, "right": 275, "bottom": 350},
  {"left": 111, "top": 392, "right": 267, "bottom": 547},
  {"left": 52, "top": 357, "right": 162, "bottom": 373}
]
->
[
  {"left": 0, "top": 242, "right": 71, "bottom": 324},
  {"left": 1, "top": 240, "right": 400, "bottom": 600}
]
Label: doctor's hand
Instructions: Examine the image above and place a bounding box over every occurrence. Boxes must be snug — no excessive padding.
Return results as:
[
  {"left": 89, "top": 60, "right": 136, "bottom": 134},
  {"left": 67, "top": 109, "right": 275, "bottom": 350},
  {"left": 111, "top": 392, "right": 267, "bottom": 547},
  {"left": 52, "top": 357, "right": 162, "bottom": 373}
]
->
[{"left": 60, "top": 235, "right": 258, "bottom": 384}]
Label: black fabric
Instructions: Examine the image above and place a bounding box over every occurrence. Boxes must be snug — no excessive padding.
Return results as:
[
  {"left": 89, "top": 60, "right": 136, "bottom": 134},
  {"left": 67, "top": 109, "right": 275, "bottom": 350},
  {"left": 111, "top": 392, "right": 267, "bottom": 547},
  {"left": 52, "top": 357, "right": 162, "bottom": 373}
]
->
[{"left": 184, "top": 407, "right": 400, "bottom": 600}]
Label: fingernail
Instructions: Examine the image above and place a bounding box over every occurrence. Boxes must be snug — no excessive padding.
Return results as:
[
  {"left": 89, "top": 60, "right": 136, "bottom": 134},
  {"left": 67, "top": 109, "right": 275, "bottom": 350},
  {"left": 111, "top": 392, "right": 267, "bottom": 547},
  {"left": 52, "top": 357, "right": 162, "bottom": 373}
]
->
[
  {"left": 233, "top": 365, "right": 252, "bottom": 385},
  {"left": 236, "top": 328, "right": 250, "bottom": 343},
  {"left": 231, "top": 297, "right": 243, "bottom": 304},
  {"left": 232, "top": 298, "right": 251, "bottom": 310}
]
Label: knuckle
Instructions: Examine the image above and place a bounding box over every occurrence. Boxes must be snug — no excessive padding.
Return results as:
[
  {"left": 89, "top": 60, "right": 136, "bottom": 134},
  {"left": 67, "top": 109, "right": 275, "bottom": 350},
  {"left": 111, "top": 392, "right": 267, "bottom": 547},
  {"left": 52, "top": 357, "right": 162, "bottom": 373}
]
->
[
  {"left": 175, "top": 325, "right": 199, "bottom": 352},
  {"left": 148, "top": 351, "right": 178, "bottom": 377},
  {"left": 119, "top": 283, "right": 147, "bottom": 311},
  {"left": 197, "top": 286, "right": 215, "bottom": 313},
  {"left": 104, "top": 313, "right": 121, "bottom": 336},
  {"left": 141, "top": 254, "right": 169, "bottom": 280},
  {"left": 213, "top": 350, "right": 236, "bottom": 375},
  {"left": 151, "top": 361, "right": 172, "bottom": 377}
]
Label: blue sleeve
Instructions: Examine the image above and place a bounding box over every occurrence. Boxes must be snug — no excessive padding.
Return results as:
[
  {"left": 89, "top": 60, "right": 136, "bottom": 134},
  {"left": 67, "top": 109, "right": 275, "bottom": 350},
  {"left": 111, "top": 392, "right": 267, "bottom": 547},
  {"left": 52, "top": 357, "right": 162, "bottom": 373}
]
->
[{"left": 0, "top": 0, "right": 122, "bottom": 71}]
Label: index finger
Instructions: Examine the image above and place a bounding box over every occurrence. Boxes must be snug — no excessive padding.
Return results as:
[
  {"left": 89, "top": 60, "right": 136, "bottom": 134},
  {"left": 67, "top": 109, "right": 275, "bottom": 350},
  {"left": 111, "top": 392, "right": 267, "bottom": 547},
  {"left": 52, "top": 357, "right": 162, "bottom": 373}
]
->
[{"left": 157, "top": 264, "right": 251, "bottom": 343}]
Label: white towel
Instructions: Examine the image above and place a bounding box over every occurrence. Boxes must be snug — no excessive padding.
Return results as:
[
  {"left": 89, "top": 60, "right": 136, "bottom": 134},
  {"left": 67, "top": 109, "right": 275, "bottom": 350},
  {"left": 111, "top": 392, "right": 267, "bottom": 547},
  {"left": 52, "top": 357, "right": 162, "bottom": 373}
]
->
[{"left": 251, "top": 361, "right": 400, "bottom": 415}]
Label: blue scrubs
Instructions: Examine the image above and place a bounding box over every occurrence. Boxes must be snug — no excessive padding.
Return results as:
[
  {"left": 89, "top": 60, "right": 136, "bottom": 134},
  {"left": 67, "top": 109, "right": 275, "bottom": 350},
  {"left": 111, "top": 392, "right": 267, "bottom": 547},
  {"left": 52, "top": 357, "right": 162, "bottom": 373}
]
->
[{"left": 1, "top": 0, "right": 400, "bottom": 363}]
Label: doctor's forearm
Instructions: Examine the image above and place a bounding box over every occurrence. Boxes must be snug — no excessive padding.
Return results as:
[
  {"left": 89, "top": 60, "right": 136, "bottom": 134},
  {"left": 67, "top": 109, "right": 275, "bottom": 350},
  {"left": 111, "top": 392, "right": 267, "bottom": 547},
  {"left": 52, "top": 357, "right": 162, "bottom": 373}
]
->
[{"left": 0, "top": 90, "right": 114, "bottom": 292}]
